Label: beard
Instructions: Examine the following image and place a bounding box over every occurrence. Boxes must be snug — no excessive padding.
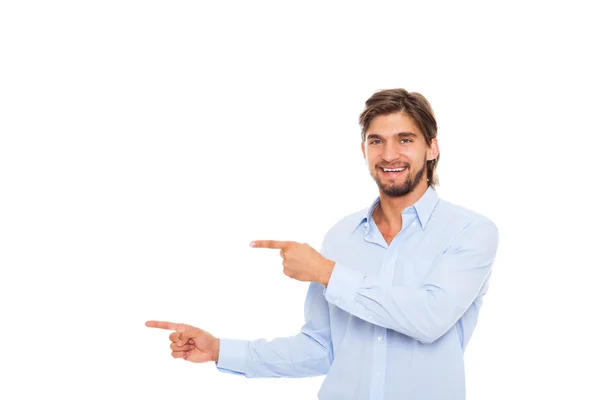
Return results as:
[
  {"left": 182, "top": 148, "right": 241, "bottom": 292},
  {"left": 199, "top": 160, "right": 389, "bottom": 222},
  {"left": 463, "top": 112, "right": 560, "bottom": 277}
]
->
[{"left": 371, "top": 157, "right": 427, "bottom": 197}]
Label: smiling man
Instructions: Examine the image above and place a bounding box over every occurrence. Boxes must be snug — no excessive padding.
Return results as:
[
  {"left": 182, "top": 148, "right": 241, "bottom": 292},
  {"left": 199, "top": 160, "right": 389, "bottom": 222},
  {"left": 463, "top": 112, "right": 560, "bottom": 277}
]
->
[{"left": 146, "top": 88, "right": 499, "bottom": 400}]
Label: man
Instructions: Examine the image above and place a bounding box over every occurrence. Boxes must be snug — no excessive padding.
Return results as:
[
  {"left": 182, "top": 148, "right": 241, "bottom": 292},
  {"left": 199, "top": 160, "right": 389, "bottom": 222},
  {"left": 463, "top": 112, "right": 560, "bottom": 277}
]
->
[{"left": 146, "top": 88, "right": 499, "bottom": 399}]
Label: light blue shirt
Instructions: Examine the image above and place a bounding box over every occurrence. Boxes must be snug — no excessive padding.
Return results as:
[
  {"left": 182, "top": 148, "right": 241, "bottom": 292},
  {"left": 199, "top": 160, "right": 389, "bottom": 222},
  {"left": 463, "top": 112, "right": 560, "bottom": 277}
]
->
[{"left": 216, "top": 186, "right": 499, "bottom": 399}]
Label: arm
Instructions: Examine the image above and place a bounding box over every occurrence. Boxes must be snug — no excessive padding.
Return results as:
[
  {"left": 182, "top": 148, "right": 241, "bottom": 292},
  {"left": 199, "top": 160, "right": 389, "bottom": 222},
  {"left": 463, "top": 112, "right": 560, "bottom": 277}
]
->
[
  {"left": 216, "top": 280, "right": 333, "bottom": 378},
  {"left": 145, "top": 286, "right": 332, "bottom": 376},
  {"left": 323, "top": 220, "right": 499, "bottom": 344}
]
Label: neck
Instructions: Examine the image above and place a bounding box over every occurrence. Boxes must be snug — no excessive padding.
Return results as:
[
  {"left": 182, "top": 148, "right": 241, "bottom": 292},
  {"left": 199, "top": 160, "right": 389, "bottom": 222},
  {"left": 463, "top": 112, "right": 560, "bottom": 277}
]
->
[{"left": 374, "top": 182, "right": 429, "bottom": 229}]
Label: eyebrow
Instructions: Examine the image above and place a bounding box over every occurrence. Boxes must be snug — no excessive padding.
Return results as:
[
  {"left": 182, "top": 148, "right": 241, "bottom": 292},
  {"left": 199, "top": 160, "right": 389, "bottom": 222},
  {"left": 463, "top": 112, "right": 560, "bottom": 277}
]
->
[{"left": 366, "top": 132, "right": 418, "bottom": 140}]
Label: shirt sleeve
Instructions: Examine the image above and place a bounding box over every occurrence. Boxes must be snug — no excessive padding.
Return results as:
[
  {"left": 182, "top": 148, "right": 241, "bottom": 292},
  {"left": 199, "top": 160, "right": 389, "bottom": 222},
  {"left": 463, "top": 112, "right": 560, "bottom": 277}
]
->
[
  {"left": 323, "top": 220, "right": 499, "bottom": 344},
  {"left": 215, "top": 281, "right": 333, "bottom": 377}
]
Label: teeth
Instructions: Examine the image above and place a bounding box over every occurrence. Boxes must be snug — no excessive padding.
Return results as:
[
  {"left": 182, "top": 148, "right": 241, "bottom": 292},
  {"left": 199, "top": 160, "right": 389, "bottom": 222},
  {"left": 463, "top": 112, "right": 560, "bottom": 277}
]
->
[{"left": 382, "top": 167, "right": 405, "bottom": 172}]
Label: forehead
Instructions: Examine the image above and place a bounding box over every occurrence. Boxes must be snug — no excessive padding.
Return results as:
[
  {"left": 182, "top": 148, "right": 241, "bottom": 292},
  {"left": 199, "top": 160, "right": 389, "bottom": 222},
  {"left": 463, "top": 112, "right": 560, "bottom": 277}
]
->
[{"left": 366, "top": 112, "right": 423, "bottom": 139}]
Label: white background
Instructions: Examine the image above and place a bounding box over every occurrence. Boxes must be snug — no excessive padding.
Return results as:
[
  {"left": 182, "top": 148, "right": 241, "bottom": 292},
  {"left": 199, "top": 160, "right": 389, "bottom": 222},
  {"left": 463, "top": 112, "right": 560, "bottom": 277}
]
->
[{"left": 1, "top": 1, "right": 598, "bottom": 399}]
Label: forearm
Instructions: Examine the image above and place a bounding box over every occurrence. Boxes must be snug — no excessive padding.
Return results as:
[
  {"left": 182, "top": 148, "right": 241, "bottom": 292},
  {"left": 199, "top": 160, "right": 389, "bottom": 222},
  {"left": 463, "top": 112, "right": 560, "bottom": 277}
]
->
[
  {"left": 216, "top": 331, "right": 332, "bottom": 378},
  {"left": 323, "top": 220, "right": 498, "bottom": 343},
  {"left": 322, "top": 269, "right": 471, "bottom": 343},
  {"left": 324, "top": 264, "right": 455, "bottom": 343}
]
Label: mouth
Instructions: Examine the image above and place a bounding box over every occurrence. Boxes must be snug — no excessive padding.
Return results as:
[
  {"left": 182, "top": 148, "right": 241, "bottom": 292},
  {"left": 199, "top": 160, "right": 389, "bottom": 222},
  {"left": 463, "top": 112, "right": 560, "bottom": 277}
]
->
[{"left": 379, "top": 166, "right": 407, "bottom": 179}]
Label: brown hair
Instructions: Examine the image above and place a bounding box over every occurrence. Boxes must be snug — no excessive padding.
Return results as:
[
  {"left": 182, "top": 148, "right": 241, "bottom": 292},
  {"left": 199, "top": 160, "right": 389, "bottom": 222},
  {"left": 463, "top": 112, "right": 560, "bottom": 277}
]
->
[{"left": 359, "top": 88, "right": 440, "bottom": 188}]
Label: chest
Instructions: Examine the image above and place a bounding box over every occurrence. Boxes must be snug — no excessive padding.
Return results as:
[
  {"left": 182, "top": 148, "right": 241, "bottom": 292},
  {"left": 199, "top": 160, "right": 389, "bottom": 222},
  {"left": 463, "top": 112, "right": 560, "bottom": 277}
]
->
[{"left": 327, "top": 224, "right": 447, "bottom": 286}]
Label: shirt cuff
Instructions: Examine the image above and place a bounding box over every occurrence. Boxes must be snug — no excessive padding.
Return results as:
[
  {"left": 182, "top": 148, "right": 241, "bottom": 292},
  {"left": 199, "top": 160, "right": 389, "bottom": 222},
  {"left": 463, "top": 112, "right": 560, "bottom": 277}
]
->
[
  {"left": 215, "top": 338, "right": 248, "bottom": 375},
  {"left": 323, "top": 263, "right": 364, "bottom": 313}
]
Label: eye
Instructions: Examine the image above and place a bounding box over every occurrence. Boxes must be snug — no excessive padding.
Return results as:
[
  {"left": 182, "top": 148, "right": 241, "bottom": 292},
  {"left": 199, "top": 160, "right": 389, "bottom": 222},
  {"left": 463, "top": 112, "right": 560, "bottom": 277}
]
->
[
  {"left": 400, "top": 139, "right": 412, "bottom": 144},
  {"left": 369, "top": 139, "right": 382, "bottom": 145}
]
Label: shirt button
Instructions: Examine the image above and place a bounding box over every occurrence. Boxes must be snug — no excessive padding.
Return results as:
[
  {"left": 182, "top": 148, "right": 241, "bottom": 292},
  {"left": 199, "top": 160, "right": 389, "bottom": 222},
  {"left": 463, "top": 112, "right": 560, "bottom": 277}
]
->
[
  {"left": 375, "top": 372, "right": 381, "bottom": 377},
  {"left": 335, "top": 297, "right": 340, "bottom": 304},
  {"left": 368, "top": 315, "right": 373, "bottom": 320},
  {"left": 377, "top": 335, "right": 383, "bottom": 342},
  {"left": 411, "top": 221, "right": 417, "bottom": 227}
]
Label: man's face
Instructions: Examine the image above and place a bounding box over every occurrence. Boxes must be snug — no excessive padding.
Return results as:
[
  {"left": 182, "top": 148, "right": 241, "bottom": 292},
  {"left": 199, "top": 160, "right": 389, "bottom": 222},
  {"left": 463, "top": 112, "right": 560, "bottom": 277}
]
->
[{"left": 361, "top": 112, "right": 438, "bottom": 197}]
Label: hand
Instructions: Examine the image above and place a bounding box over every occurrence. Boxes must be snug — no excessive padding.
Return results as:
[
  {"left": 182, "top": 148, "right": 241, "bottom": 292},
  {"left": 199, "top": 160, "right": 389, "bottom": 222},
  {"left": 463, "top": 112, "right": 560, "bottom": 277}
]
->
[
  {"left": 145, "top": 320, "right": 220, "bottom": 363},
  {"left": 250, "top": 240, "right": 335, "bottom": 286}
]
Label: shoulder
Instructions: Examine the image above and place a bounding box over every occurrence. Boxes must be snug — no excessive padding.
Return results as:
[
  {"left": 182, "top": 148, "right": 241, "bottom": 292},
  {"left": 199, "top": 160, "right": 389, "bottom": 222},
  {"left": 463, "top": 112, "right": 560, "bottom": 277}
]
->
[
  {"left": 432, "top": 198, "right": 499, "bottom": 249},
  {"left": 322, "top": 207, "right": 367, "bottom": 241},
  {"left": 434, "top": 198, "right": 497, "bottom": 231}
]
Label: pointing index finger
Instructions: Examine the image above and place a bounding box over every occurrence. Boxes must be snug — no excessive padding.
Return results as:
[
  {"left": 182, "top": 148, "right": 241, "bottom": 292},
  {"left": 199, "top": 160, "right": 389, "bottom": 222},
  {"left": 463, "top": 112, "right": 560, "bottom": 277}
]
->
[
  {"left": 250, "top": 240, "right": 293, "bottom": 249},
  {"left": 145, "top": 321, "right": 191, "bottom": 332}
]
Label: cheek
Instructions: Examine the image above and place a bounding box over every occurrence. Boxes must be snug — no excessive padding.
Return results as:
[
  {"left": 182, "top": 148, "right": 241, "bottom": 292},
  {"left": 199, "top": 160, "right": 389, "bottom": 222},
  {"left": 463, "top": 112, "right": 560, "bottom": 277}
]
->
[
  {"left": 403, "top": 150, "right": 420, "bottom": 163},
  {"left": 368, "top": 157, "right": 379, "bottom": 169}
]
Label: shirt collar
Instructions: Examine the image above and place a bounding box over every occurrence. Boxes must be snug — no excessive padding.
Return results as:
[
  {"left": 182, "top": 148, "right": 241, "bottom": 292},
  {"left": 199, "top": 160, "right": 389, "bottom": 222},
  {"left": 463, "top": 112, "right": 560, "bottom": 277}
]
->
[{"left": 352, "top": 185, "right": 440, "bottom": 233}]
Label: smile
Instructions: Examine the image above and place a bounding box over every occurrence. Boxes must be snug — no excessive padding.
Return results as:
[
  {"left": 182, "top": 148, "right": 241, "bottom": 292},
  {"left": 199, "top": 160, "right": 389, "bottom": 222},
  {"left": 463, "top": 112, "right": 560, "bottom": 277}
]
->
[{"left": 380, "top": 167, "right": 406, "bottom": 178}]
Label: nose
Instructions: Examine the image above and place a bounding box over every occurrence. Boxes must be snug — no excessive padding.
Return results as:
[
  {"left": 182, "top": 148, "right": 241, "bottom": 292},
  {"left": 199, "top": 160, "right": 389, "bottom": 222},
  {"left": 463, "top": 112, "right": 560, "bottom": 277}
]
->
[{"left": 381, "top": 142, "right": 402, "bottom": 162}]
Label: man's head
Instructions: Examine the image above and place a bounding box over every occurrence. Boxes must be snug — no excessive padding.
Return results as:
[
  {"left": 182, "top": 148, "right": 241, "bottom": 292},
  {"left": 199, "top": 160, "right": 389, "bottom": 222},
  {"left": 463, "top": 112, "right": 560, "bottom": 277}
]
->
[{"left": 359, "top": 88, "right": 440, "bottom": 197}]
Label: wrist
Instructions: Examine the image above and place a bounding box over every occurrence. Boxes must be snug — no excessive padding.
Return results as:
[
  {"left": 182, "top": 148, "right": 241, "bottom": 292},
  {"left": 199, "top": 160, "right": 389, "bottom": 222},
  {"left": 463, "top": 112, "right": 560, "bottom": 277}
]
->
[
  {"left": 212, "top": 338, "right": 220, "bottom": 363},
  {"left": 318, "top": 259, "right": 335, "bottom": 287}
]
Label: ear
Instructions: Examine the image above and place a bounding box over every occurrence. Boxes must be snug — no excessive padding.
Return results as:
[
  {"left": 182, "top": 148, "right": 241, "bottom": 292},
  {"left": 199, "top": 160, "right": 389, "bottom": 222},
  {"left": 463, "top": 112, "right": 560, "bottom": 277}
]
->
[
  {"left": 361, "top": 141, "right": 366, "bottom": 160},
  {"left": 427, "top": 138, "right": 439, "bottom": 161}
]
